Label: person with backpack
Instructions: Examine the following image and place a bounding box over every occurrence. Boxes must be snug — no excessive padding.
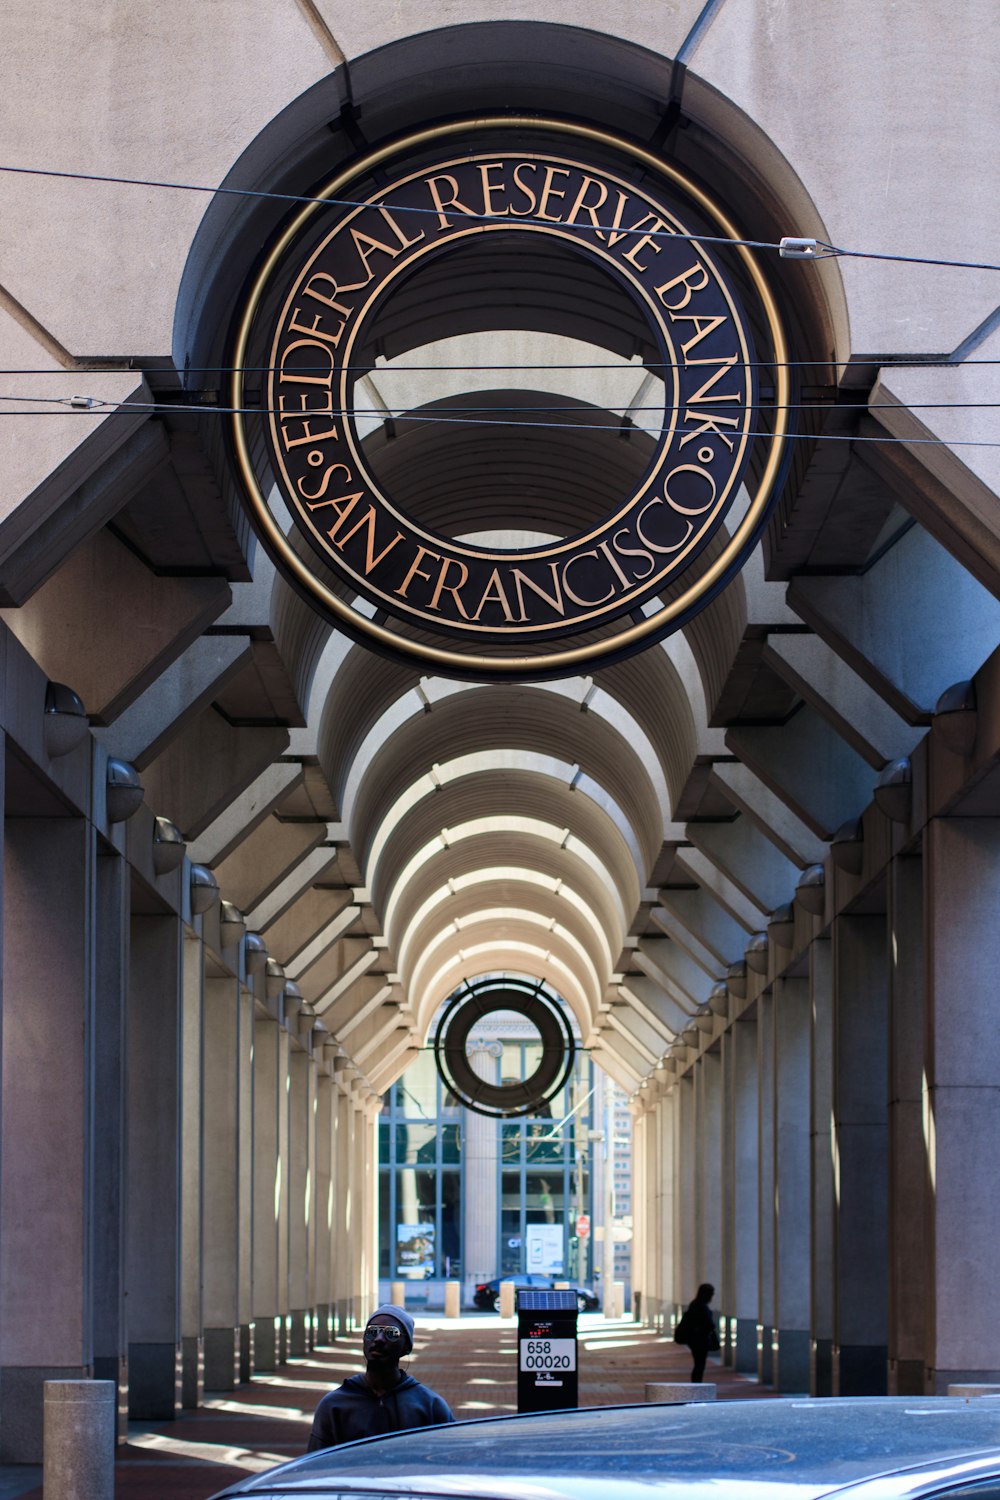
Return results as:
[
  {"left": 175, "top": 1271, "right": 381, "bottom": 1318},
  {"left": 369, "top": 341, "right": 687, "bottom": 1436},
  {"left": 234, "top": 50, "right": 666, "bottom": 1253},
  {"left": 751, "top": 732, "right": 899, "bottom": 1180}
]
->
[{"left": 673, "top": 1283, "right": 720, "bottom": 1383}]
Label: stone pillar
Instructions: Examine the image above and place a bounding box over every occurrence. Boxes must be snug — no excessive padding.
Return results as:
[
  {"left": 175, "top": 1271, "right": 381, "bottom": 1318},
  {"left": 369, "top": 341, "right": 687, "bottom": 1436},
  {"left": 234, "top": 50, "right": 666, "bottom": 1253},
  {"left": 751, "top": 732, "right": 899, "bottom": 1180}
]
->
[
  {"left": 352, "top": 1094, "right": 371, "bottom": 1324},
  {"left": 887, "top": 852, "right": 926, "bottom": 1395},
  {"left": 313, "top": 1063, "right": 335, "bottom": 1345},
  {"left": 729, "top": 1014, "right": 759, "bottom": 1374},
  {"left": 637, "top": 1105, "right": 655, "bottom": 1326},
  {"left": 463, "top": 1045, "right": 499, "bottom": 1295},
  {"left": 923, "top": 817, "right": 1000, "bottom": 1391},
  {"left": 810, "top": 936, "right": 834, "bottom": 1395},
  {"left": 677, "top": 1073, "right": 696, "bottom": 1313},
  {"left": 126, "top": 912, "right": 185, "bottom": 1418},
  {"left": 773, "top": 976, "right": 810, "bottom": 1392},
  {"left": 179, "top": 935, "right": 204, "bottom": 1407},
  {"left": 668, "top": 1085, "right": 684, "bottom": 1317},
  {"left": 0, "top": 815, "right": 93, "bottom": 1461},
  {"left": 202, "top": 975, "right": 249, "bottom": 1389},
  {"left": 251, "top": 1017, "right": 287, "bottom": 1371},
  {"left": 701, "top": 1051, "right": 723, "bottom": 1299},
  {"left": 832, "top": 913, "right": 889, "bottom": 1395},
  {"left": 656, "top": 1090, "right": 676, "bottom": 1331},
  {"left": 287, "top": 1047, "right": 316, "bottom": 1356},
  {"left": 333, "top": 1069, "right": 355, "bottom": 1334},
  {"left": 237, "top": 986, "right": 254, "bottom": 1380},
  {"left": 756, "top": 988, "right": 775, "bottom": 1385},
  {"left": 91, "top": 846, "right": 129, "bottom": 1438},
  {"left": 367, "top": 1096, "right": 381, "bottom": 1314}
]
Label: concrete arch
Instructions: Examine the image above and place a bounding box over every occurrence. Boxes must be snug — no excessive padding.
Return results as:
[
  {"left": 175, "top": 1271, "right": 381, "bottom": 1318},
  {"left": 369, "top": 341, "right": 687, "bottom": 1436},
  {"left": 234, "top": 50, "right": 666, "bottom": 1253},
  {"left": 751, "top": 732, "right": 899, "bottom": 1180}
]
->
[
  {"left": 340, "top": 682, "right": 668, "bottom": 878},
  {"left": 383, "top": 821, "right": 633, "bottom": 954},
  {"left": 395, "top": 868, "right": 617, "bottom": 980},
  {"left": 366, "top": 751, "right": 645, "bottom": 893},
  {"left": 375, "top": 788, "right": 641, "bottom": 941},
  {"left": 408, "top": 909, "right": 604, "bottom": 1020},
  {"left": 413, "top": 941, "right": 597, "bottom": 1042},
  {"left": 385, "top": 836, "right": 630, "bottom": 973},
  {"left": 398, "top": 883, "right": 614, "bottom": 997}
]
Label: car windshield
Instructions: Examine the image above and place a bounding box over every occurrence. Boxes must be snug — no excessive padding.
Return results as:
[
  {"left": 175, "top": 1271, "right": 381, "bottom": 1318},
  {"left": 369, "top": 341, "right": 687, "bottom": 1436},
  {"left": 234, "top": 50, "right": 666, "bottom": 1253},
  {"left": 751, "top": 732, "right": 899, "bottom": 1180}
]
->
[{"left": 227, "top": 1399, "right": 1000, "bottom": 1498}]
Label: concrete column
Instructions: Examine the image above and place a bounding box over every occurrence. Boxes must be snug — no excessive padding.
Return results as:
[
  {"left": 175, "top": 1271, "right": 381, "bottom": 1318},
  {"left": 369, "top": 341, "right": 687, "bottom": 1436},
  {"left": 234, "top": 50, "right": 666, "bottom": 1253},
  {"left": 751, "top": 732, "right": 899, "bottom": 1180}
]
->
[
  {"left": 237, "top": 986, "right": 253, "bottom": 1380},
  {"left": 352, "top": 1095, "right": 371, "bottom": 1323},
  {"left": 810, "top": 936, "right": 834, "bottom": 1394},
  {"left": 287, "top": 1047, "right": 316, "bottom": 1355},
  {"left": 923, "top": 817, "right": 1000, "bottom": 1391},
  {"left": 701, "top": 1051, "right": 723, "bottom": 1299},
  {"left": 658, "top": 1091, "right": 677, "bottom": 1331},
  {"left": 251, "top": 1017, "right": 286, "bottom": 1371},
  {"left": 887, "top": 852, "right": 926, "bottom": 1395},
  {"left": 333, "top": 1073, "right": 355, "bottom": 1333},
  {"left": 636, "top": 1107, "right": 655, "bottom": 1325},
  {"left": 730, "top": 1013, "right": 758, "bottom": 1373},
  {"left": 720, "top": 1036, "right": 734, "bottom": 1362},
  {"left": 202, "top": 974, "right": 248, "bottom": 1389},
  {"left": 126, "top": 912, "right": 185, "bottom": 1419},
  {"left": 832, "top": 913, "right": 889, "bottom": 1395},
  {"left": 0, "top": 815, "right": 93, "bottom": 1461},
  {"left": 757, "top": 989, "right": 775, "bottom": 1385},
  {"left": 773, "top": 977, "right": 810, "bottom": 1392},
  {"left": 179, "top": 935, "right": 204, "bottom": 1407},
  {"left": 677, "top": 1073, "right": 696, "bottom": 1313},
  {"left": 667, "top": 1085, "right": 683, "bottom": 1317},
  {"left": 313, "top": 1065, "right": 335, "bottom": 1345},
  {"left": 91, "top": 847, "right": 129, "bottom": 1439},
  {"left": 463, "top": 1045, "right": 499, "bottom": 1295}
]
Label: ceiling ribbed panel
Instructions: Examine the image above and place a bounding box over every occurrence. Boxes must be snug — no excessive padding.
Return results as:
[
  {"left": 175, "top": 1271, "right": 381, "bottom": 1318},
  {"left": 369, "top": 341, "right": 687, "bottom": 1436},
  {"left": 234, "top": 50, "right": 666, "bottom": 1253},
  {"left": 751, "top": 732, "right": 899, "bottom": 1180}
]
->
[
  {"left": 383, "top": 832, "right": 628, "bottom": 962},
  {"left": 395, "top": 875, "right": 614, "bottom": 986},
  {"left": 347, "top": 684, "right": 662, "bottom": 876},
  {"left": 373, "top": 775, "right": 639, "bottom": 921},
  {"left": 362, "top": 390, "right": 652, "bottom": 540},
  {"left": 594, "top": 649, "right": 701, "bottom": 815},
  {"left": 409, "top": 922, "right": 602, "bottom": 1037}
]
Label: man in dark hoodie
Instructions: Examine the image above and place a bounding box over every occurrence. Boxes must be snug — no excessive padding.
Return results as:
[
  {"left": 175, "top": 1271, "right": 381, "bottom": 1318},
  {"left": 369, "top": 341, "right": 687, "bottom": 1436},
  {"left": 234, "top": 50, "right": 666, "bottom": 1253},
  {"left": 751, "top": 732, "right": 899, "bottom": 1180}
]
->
[{"left": 307, "top": 1304, "right": 454, "bottom": 1450}]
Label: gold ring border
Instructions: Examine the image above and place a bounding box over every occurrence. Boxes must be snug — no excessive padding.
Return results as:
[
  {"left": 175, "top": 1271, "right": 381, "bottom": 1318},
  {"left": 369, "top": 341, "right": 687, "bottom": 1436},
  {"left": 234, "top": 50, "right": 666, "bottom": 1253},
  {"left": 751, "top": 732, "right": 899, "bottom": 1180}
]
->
[{"left": 231, "top": 115, "right": 789, "bottom": 677}]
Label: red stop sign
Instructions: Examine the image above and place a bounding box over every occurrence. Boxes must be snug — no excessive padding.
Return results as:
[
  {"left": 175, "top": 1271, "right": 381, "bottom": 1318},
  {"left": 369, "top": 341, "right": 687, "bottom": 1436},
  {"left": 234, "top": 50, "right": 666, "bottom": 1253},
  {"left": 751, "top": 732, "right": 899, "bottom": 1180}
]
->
[{"left": 576, "top": 1214, "right": 590, "bottom": 1238}]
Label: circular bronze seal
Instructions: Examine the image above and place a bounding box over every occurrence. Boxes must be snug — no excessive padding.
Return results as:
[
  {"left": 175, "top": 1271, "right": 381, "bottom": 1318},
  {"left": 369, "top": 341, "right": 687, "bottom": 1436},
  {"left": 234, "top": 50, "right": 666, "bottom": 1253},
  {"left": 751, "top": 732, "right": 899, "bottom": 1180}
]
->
[{"left": 232, "top": 117, "right": 788, "bottom": 677}]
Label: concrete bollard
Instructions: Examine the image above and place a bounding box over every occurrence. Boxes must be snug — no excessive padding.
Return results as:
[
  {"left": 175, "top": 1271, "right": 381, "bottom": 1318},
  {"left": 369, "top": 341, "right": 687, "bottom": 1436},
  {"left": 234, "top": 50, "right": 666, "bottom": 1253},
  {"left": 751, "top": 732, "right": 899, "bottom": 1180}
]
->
[
  {"left": 444, "top": 1280, "right": 461, "bottom": 1318},
  {"left": 390, "top": 1281, "right": 406, "bottom": 1306},
  {"left": 646, "top": 1382, "right": 716, "bottom": 1402},
  {"left": 499, "top": 1280, "right": 516, "bottom": 1318},
  {"left": 44, "top": 1381, "right": 115, "bottom": 1500},
  {"left": 948, "top": 1384, "right": 1000, "bottom": 1398},
  {"left": 604, "top": 1281, "right": 625, "bottom": 1318}
]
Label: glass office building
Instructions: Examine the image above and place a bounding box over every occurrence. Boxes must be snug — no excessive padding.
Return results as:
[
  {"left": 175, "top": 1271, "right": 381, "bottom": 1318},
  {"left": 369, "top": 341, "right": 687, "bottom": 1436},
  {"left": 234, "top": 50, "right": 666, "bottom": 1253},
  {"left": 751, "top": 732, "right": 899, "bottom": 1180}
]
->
[{"left": 377, "top": 995, "right": 625, "bottom": 1303}]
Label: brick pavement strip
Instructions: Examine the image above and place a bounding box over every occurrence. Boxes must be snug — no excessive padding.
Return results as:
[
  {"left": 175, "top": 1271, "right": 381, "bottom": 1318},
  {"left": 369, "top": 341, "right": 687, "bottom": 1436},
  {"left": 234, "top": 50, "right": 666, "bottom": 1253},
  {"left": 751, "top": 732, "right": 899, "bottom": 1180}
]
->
[{"left": 5, "top": 1317, "right": 774, "bottom": 1500}]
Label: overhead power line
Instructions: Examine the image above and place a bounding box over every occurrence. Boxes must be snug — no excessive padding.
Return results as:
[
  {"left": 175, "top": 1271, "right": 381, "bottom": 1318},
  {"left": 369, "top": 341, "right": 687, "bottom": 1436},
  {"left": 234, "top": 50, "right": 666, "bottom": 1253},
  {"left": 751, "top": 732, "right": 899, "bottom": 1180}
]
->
[
  {"left": 0, "top": 393, "right": 994, "bottom": 448},
  {"left": 2, "top": 162, "right": 1000, "bottom": 272},
  {"left": 1, "top": 358, "right": 1000, "bottom": 375},
  {"left": 1, "top": 393, "right": 999, "bottom": 416}
]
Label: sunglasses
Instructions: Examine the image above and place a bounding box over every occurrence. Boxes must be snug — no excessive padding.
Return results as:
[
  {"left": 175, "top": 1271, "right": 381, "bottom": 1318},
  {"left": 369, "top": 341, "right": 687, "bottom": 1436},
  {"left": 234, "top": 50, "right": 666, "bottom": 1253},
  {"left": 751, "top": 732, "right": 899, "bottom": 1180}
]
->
[{"left": 364, "top": 1324, "right": 404, "bottom": 1342}]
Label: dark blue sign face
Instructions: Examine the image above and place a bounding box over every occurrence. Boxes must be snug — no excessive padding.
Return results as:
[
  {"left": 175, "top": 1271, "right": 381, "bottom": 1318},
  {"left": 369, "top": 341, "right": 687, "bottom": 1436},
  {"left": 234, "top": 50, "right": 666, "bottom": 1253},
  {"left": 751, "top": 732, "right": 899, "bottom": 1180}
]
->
[{"left": 234, "top": 118, "right": 788, "bottom": 678}]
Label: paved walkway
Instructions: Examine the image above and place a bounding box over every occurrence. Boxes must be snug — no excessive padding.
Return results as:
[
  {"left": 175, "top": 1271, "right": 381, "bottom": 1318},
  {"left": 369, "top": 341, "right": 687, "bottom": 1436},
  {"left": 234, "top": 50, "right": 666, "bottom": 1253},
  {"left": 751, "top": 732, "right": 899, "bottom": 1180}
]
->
[{"left": 4, "top": 1316, "right": 776, "bottom": 1500}]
